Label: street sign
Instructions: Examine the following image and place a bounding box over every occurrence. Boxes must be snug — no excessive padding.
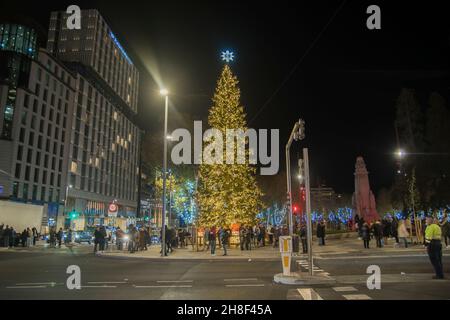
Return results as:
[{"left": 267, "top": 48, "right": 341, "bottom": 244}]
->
[{"left": 108, "top": 202, "right": 118, "bottom": 217}]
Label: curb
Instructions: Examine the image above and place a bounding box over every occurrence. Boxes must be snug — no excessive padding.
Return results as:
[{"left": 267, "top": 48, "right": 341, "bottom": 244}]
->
[{"left": 99, "top": 252, "right": 282, "bottom": 262}]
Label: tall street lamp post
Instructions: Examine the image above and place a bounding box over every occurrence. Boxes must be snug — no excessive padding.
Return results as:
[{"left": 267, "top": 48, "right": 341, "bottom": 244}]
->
[
  {"left": 160, "top": 88, "right": 169, "bottom": 257},
  {"left": 64, "top": 184, "right": 73, "bottom": 215}
]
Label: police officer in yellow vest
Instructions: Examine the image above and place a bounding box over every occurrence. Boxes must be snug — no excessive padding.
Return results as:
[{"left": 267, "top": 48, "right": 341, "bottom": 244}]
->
[{"left": 425, "top": 217, "right": 444, "bottom": 279}]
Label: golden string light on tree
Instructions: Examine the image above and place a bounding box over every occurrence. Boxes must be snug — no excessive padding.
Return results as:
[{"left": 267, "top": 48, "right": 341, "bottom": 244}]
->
[{"left": 197, "top": 59, "right": 262, "bottom": 228}]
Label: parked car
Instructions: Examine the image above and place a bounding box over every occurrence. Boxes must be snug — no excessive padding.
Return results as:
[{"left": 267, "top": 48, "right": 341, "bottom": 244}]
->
[{"left": 74, "top": 231, "right": 94, "bottom": 244}]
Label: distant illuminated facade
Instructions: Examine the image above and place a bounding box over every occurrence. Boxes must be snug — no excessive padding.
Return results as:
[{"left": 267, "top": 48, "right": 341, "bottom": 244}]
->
[{"left": 0, "top": 24, "right": 37, "bottom": 59}]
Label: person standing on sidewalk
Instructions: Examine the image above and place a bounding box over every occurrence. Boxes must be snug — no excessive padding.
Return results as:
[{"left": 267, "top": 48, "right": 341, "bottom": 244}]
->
[
  {"left": 362, "top": 222, "right": 371, "bottom": 249},
  {"left": 94, "top": 227, "right": 101, "bottom": 253},
  {"left": 32, "top": 227, "right": 38, "bottom": 246},
  {"left": 220, "top": 227, "right": 230, "bottom": 256},
  {"left": 398, "top": 219, "right": 409, "bottom": 248},
  {"left": 203, "top": 227, "right": 210, "bottom": 251},
  {"left": 425, "top": 217, "right": 444, "bottom": 279},
  {"left": 391, "top": 217, "right": 399, "bottom": 245},
  {"left": 440, "top": 217, "right": 450, "bottom": 249},
  {"left": 56, "top": 228, "right": 64, "bottom": 248},
  {"left": 317, "top": 220, "right": 326, "bottom": 246},
  {"left": 299, "top": 223, "right": 308, "bottom": 254},
  {"left": 373, "top": 220, "right": 383, "bottom": 248},
  {"left": 2, "top": 225, "right": 9, "bottom": 247},
  {"left": 26, "top": 228, "right": 33, "bottom": 247},
  {"left": 209, "top": 226, "right": 217, "bottom": 256},
  {"left": 116, "top": 227, "right": 124, "bottom": 250}
]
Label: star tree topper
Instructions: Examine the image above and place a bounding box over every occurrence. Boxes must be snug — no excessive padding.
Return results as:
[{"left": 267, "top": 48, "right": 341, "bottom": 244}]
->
[{"left": 221, "top": 50, "right": 235, "bottom": 63}]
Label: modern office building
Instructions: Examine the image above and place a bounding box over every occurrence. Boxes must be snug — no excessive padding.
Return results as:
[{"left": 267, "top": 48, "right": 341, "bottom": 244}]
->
[
  {"left": 47, "top": 9, "right": 139, "bottom": 113},
  {"left": 0, "top": 21, "right": 77, "bottom": 225},
  {"left": 0, "top": 10, "right": 141, "bottom": 229}
]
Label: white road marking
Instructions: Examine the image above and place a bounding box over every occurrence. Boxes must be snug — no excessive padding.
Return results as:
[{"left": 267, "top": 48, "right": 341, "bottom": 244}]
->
[
  {"left": 134, "top": 285, "right": 193, "bottom": 288},
  {"left": 87, "top": 281, "right": 127, "bottom": 284},
  {"left": 333, "top": 286, "right": 358, "bottom": 292},
  {"left": 297, "top": 288, "right": 323, "bottom": 300},
  {"left": 7, "top": 286, "right": 46, "bottom": 289},
  {"left": 80, "top": 285, "right": 117, "bottom": 288},
  {"left": 16, "top": 282, "right": 59, "bottom": 286},
  {"left": 343, "top": 294, "right": 372, "bottom": 300},
  {"left": 224, "top": 278, "right": 258, "bottom": 282},
  {"left": 225, "top": 284, "right": 265, "bottom": 287},
  {"left": 156, "top": 280, "right": 194, "bottom": 283}
]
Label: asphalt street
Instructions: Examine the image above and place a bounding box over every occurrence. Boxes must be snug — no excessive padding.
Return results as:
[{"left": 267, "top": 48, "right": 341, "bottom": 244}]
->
[{"left": 1, "top": 245, "right": 450, "bottom": 300}]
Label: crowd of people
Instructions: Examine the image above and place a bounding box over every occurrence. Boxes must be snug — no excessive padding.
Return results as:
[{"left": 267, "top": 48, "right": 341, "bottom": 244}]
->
[
  {"left": 354, "top": 214, "right": 450, "bottom": 250},
  {"left": 0, "top": 224, "right": 39, "bottom": 248}
]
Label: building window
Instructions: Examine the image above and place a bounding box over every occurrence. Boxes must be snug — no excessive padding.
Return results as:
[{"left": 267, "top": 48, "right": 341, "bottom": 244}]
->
[
  {"left": 15, "top": 163, "right": 21, "bottom": 179},
  {"left": 40, "top": 187, "right": 46, "bottom": 201},
  {"left": 23, "top": 183, "right": 29, "bottom": 200},
  {"left": 26, "top": 148, "right": 32, "bottom": 163},
  {"left": 24, "top": 94, "right": 29, "bottom": 108},
  {"left": 32, "top": 185, "right": 38, "bottom": 201},
  {"left": 25, "top": 166, "right": 30, "bottom": 181},
  {"left": 70, "top": 161, "right": 78, "bottom": 173},
  {"left": 12, "top": 182, "right": 19, "bottom": 198},
  {"left": 17, "top": 145, "right": 23, "bottom": 161}
]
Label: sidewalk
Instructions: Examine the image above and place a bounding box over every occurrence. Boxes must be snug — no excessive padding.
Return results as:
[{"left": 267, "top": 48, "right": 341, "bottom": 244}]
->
[
  {"left": 102, "top": 244, "right": 284, "bottom": 261},
  {"left": 311, "top": 237, "right": 439, "bottom": 257}
]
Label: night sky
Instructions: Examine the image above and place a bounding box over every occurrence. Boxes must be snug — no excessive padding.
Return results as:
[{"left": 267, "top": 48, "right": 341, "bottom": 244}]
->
[{"left": 2, "top": 0, "right": 449, "bottom": 195}]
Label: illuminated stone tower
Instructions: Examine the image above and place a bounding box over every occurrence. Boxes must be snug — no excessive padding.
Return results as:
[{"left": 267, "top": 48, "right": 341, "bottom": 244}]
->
[{"left": 352, "top": 156, "right": 379, "bottom": 223}]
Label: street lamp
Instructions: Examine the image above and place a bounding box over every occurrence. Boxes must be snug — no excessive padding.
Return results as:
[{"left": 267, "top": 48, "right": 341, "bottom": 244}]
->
[
  {"left": 396, "top": 149, "right": 405, "bottom": 159},
  {"left": 160, "top": 88, "right": 169, "bottom": 257},
  {"left": 63, "top": 184, "right": 73, "bottom": 215}
]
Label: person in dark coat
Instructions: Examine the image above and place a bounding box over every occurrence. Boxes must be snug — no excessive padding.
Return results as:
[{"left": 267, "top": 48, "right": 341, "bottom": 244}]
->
[
  {"left": 21, "top": 229, "right": 28, "bottom": 247},
  {"left": 99, "top": 226, "right": 107, "bottom": 252},
  {"left": 94, "top": 227, "right": 102, "bottom": 253},
  {"left": 245, "top": 226, "right": 252, "bottom": 250},
  {"left": 166, "top": 226, "right": 173, "bottom": 254},
  {"left": 391, "top": 218, "right": 399, "bottom": 244},
  {"left": 32, "top": 227, "right": 38, "bottom": 246},
  {"left": 317, "top": 220, "right": 326, "bottom": 246},
  {"left": 2, "top": 225, "right": 10, "bottom": 247},
  {"left": 299, "top": 223, "right": 308, "bottom": 254},
  {"left": 239, "top": 226, "right": 247, "bottom": 250},
  {"left": 220, "top": 227, "right": 230, "bottom": 256},
  {"left": 209, "top": 226, "right": 217, "bottom": 255},
  {"left": 56, "top": 228, "right": 64, "bottom": 248},
  {"left": 373, "top": 220, "right": 383, "bottom": 248},
  {"left": 362, "top": 222, "right": 371, "bottom": 249}
]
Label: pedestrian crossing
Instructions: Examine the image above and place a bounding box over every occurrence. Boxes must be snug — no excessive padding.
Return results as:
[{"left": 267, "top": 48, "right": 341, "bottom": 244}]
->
[
  {"left": 297, "top": 259, "right": 329, "bottom": 276},
  {"left": 288, "top": 285, "right": 373, "bottom": 300},
  {"left": 289, "top": 259, "right": 373, "bottom": 300}
]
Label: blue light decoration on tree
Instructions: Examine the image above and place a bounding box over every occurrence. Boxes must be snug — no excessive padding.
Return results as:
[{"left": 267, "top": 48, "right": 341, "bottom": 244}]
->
[{"left": 173, "top": 179, "right": 197, "bottom": 227}]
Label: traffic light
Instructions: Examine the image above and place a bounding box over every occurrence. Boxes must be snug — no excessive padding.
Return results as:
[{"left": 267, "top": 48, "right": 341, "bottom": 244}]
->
[{"left": 70, "top": 210, "right": 79, "bottom": 219}]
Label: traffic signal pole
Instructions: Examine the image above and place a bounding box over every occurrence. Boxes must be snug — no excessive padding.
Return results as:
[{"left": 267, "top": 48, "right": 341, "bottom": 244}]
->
[
  {"left": 285, "top": 119, "right": 305, "bottom": 236},
  {"left": 303, "top": 148, "right": 313, "bottom": 276}
]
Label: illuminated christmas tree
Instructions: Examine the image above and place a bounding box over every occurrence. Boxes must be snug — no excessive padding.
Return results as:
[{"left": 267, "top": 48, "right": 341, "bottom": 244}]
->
[{"left": 197, "top": 64, "right": 262, "bottom": 227}]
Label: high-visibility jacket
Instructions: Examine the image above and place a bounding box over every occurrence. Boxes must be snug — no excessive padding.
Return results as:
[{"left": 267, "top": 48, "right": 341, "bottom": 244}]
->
[{"left": 425, "top": 224, "right": 442, "bottom": 243}]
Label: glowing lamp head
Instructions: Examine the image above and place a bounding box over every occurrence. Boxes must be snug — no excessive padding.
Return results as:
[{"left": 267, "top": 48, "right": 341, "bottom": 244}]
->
[
  {"left": 396, "top": 149, "right": 405, "bottom": 158},
  {"left": 160, "top": 88, "right": 169, "bottom": 96}
]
